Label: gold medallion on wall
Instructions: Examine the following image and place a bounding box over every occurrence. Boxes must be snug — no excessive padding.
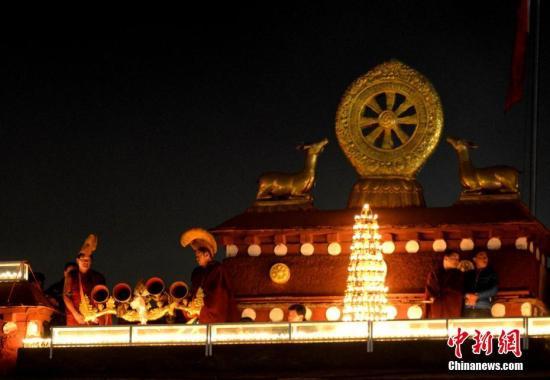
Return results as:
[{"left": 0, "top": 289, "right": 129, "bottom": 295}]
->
[
  {"left": 336, "top": 60, "right": 444, "bottom": 208},
  {"left": 269, "top": 263, "right": 290, "bottom": 285}
]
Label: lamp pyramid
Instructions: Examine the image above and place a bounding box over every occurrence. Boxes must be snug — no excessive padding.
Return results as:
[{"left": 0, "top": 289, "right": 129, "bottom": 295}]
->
[{"left": 342, "top": 204, "right": 389, "bottom": 321}]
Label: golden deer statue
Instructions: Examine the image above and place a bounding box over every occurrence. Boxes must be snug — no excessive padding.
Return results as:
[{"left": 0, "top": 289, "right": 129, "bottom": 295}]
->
[
  {"left": 255, "top": 138, "right": 328, "bottom": 202},
  {"left": 446, "top": 137, "right": 519, "bottom": 195}
]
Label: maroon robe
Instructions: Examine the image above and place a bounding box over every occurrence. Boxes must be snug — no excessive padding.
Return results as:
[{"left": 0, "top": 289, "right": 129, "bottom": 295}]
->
[
  {"left": 190, "top": 261, "right": 240, "bottom": 323},
  {"left": 424, "top": 267, "right": 464, "bottom": 318},
  {"left": 65, "top": 269, "right": 110, "bottom": 326}
]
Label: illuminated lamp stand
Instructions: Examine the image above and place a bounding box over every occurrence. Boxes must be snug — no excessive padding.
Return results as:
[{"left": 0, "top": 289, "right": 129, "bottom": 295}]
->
[{"left": 342, "top": 204, "right": 389, "bottom": 349}]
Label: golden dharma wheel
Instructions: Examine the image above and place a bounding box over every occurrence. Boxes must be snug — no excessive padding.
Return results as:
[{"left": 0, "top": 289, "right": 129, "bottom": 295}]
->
[
  {"left": 336, "top": 60, "right": 443, "bottom": 178},
  {"left": 269, "top": 263, "right": 291, "bottom": 285}
]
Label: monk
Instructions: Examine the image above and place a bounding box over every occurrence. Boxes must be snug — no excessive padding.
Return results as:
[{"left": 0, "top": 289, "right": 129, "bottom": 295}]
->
[
  {"left": 181, "top": 228, "right": 240, "bottom": 323},
  {"left": 424, "top": 251, "right": 464, "bottom": 318},
  {"left": 63, "top": 235, "right": 110, "bottom": 326}
]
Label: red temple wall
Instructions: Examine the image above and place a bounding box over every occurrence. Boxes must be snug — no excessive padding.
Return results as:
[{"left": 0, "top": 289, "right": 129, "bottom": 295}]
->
[{"left": 224, "top": 250, "right": 540, "bottom": 298}]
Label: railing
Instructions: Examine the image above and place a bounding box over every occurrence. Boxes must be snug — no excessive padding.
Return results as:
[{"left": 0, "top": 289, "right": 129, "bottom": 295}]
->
[{"left": 24, "top": 317, "right": 550, "bottom": 352}]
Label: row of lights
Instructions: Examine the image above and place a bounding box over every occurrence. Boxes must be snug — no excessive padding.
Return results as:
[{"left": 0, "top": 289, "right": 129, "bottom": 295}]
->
[
  {"left": 226, "top": 242, "right": 342, "bottom": 257},
  {"left": 382, "top": 236, "right": 525, "bottom": 254},
  {"left": 26, "top": 316, "right": 550, "bottom": 348},
  {"left": 239, "top": 301, "right": 537, "bottom": 323},
  {"left": 226, "top": 236, "right": 537, "bottom": 257}
]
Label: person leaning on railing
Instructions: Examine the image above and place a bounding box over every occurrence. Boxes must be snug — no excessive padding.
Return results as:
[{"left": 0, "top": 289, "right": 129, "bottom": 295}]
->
[
  {"left": 463, "top": 251, "right": 498, "bottom": 318},
  {"left": 424, "top": 251, "right": 464, "bottom": 318}
]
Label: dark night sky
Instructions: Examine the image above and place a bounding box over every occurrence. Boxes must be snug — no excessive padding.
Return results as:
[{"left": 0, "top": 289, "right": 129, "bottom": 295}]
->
[{"left": 1, "top": 1, "right": 548, "bottom": 288}]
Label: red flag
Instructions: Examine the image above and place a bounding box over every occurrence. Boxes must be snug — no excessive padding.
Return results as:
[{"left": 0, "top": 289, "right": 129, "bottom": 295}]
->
[{"left": 505, "top": 0, "right": 530, "bottom": 112}]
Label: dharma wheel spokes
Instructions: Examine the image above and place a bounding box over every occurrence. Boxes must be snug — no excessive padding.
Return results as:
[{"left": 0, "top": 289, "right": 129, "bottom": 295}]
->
[
  {"left": 360, "top": 91, "right": 418, "bottom": 150},
  {"left": 336, "top": 60, "right": 444, "bottom": 197}
]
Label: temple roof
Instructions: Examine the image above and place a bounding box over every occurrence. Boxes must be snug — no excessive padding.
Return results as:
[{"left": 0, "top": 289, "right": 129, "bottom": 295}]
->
[
  {"left": 214, "top": 201, "right": 541, "bottom": 231},
  {"left": 214, "top": 200, "right": 549, "bottom": 300}
]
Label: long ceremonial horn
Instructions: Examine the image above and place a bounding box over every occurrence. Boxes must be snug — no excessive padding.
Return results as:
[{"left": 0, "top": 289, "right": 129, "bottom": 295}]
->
[
  {"left": 180, "top": 228, "right": 217, "bottom": 256},
  {"left": 145, "top": 277, "right": 165, "bottom": 296},
  {"left": 91, "top": 285, "right": 110, "bottom": 304},
  {"left": 169, "top": 281, "right": 190, "bottom": 300},
  {"left": 113, "top": 283, "right": 132, "bottom": 303}
]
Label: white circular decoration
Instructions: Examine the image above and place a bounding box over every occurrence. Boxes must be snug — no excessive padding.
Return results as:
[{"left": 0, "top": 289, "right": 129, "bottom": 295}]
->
[
  {"left": 269, "top": 307, "right": 284, "bottom": 322},
  {"left": 487, "top": 237, "right": 501, "bottom": 251},
  {"left": 381, "top": 241, "right": 395, "bottom": 254},
  {"left": 432, "top": 239, "right": 447, "bottom": 252},
  {"left": 520, "top": 302, "right": 532, "bottom": 317},
  {"left": 327, "top": 242, "right": 342, "bottom": 256},
  {"left": 226, "top": 244, "right": 238, "bottom": 257},
  {"left": 405, "top": 240, "right": 420, "bottom": 253},
  {"left": 241, "top": 308, "right": 257, "bottom": 321},
  {"left": 459, "top": 238, "right": 475, "bottom": 251},
  {"left": 2, "top": 321, "right": 17, "bottom": 335},
  {"left": 529, "top": 242, "right": 534, "bottom": 253},
  {"left": 386, "top": 305, "right": 398, "bottom": 320},
  {"left": 536, "top": 248, "right": 541, "bottom": 261},
  {"left": 491, "top": 303, "right": 506, "bottom": 317},
  {"left": 26, "top": 320, "right": 40, "bottom": 338},
  {"left": 305, "top": 307, "right": 313, "bottom": 321},
  {"left": 407, "top": 305, "right": 423, "bottom": 319},
  {"left": 247, "top": 244, "right": 261, "bottom": 257},
  {"left": 325, "top": 306, "right": 341, "bottom": 321},
  {"left": 300, "top": 243, "right": 315, "bottom": 256},
  {"left": 274, "top": 243, "right": 288, "bottom": 256},
  {"left": 515, "top": 237, "right": 528, "bottom": 250}
]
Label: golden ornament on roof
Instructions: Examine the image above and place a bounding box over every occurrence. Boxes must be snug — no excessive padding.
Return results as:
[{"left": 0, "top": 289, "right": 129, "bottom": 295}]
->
[
  {"left": 335, "top": 60, "right": 444, "bottom": 208},
  {"left": 446, "top": 136, "right": 520, "bottom": 202},
  {"left": 336, "top": 60, "right": 443, "bottom": 178}
]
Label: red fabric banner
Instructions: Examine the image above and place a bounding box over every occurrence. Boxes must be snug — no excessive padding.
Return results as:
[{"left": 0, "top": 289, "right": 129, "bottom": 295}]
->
[{"left": 505, "top": 0, "right": 530, "bottom": 112}]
